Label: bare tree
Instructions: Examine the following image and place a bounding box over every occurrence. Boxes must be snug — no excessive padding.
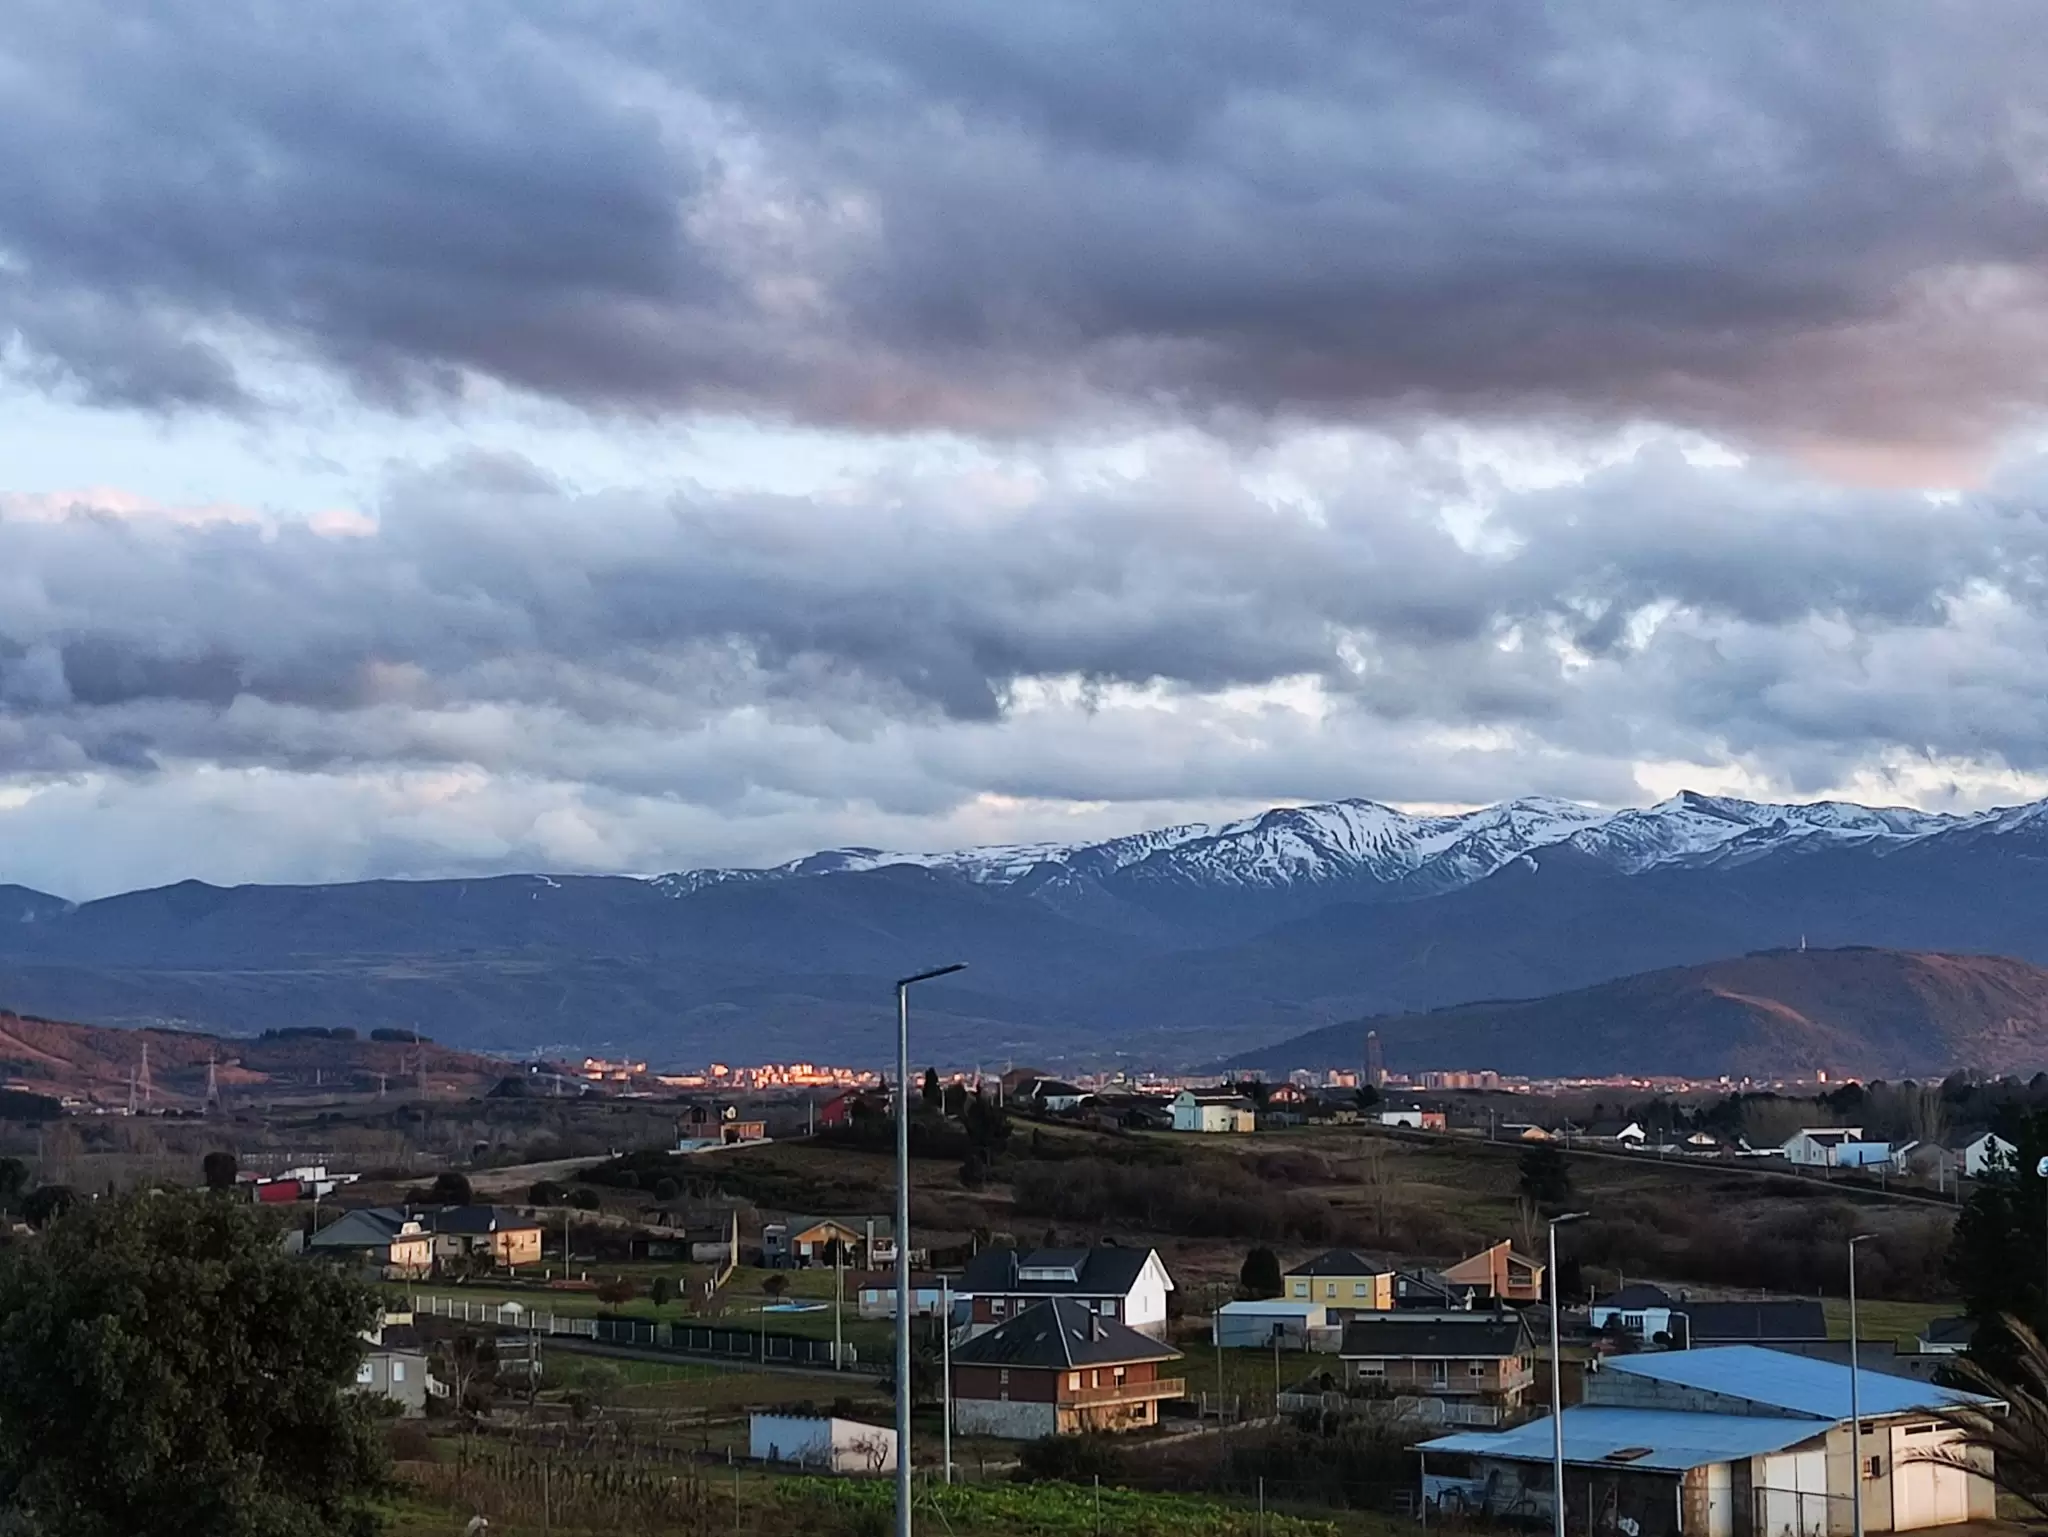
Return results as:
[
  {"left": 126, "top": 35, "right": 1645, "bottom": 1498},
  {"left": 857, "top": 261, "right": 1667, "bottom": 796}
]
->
[
  {"left": 1908, "top": 1084, "right": 1950, "bottom": 1151},
  {"left": 1361, "top": 1144, "right": 1393, "bottom": 1242}
]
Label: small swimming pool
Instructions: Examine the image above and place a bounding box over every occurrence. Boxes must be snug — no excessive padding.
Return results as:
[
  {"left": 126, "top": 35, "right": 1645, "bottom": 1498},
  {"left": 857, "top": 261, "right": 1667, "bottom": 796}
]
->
[{"left": 760, "top": 1301, "right": 829, "bottom": 1313}]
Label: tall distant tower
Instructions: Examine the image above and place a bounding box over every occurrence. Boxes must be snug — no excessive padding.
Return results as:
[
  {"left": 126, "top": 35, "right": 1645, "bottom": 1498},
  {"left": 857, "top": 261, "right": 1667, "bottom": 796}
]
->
[
  {"left": 139, "top": 1039, "right": 152, "bottom": 1111},
  {"left": 1364, "top": 1029, "right": 1385, "bottom": 1089},
  {"left": 205, "top": 1051, "right": 221, "bottom": 1110}
]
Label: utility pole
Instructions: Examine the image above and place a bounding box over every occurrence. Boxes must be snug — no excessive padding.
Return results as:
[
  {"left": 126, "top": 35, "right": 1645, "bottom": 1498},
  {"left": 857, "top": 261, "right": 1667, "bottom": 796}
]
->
[
  {"left": 1548, "top": 1212, "right": 1589, "bottom": 1537},
  {"left": 942, "top": 1275, "right": 954, "bottom": 1484}
]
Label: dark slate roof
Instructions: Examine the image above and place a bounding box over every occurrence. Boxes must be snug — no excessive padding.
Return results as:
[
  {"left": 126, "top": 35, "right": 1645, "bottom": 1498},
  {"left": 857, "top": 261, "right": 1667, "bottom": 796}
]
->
[
  {"left": 1595, "top": 1283, "right": 1676, "bottom": 1310},
  {"left": 1287, "top": 1248, "right": 1388, "bottom": 1278},
  {"left": 953, "top": 1298, "right": 1181, "bottom": 1371},
  {"left": 1340, "top": 1315, "right": 1529, "bottom": 1359},
  {"left": 427, "top": 1205, "right": 540, "bottom": 1235},
  {"left": 309, "top": 1206, "right": 411, "bottom": 1249},
  {"left": 960, "top": 1244, "right": 1157, "bottom": 1298},
  {"left": 1681, "top": 1300, "right": 1828, "bottom": 1344},
  {"left": 1920, "top": 1316, "right": 1976, "bottom": 1347},
  {"left": 1391, "top": 1268, "right": 1469, "bottom": 1307}
]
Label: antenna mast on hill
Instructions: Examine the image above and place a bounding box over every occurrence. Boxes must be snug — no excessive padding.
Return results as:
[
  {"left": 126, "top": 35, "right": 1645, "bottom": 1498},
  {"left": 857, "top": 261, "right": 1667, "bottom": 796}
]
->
[
  {"left": 205, "top": 1051, "right": 220, "bottom": 1110},
  {"left": 139, "top": 1039, "right": 152, "bottom": 1111}
]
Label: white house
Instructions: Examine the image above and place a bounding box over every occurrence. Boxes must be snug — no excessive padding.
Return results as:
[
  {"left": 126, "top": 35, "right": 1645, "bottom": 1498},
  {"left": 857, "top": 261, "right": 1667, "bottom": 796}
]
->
[
  {"left": 959, "top": 1244, "right": 1176, "bottom": 1338},
  {"left": 1586, "top": 1283, "right": 1681, "bottom": 1343},
  {"left": 1380, "top": 1107, "right": 1447, "bottom": 1131},
  {"left": 748, "top": 1413, "right": 896, "bottom": 1474},
  {"left": 1781, "top": 1127, "right": 1864, "bottom": 1167},
  {"left": 1171, "top": 1090, "right": 1256, "bottom": 1133},
  {"left": 1962, "top": 1132, "right": 2016, "bottom": 1178}
]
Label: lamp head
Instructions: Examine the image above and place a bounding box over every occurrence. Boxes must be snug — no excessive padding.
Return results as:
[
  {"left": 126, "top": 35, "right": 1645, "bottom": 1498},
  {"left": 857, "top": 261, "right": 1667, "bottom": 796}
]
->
[{"left": 896, "top": 962, "right": 968, "bottom": 988}]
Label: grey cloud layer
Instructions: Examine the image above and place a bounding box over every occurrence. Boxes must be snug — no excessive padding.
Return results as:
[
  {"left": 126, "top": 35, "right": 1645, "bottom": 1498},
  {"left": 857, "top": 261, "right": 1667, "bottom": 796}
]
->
[
  {"left": 6, "top": 2, "right": 2048, "bottom": 442},
  {"left": 3, "top": 443, "right": 2046, "bottom": 796}
]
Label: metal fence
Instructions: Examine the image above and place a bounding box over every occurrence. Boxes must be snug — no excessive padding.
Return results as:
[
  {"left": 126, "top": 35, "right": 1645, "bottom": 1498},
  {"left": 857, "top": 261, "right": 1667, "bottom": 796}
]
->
[
  {"left": 1277, "top": 1390, "right": 1502, "bottom": 1427},
  {"left": 409, "top": 1295, "right": 881, "bottom": 1373},
  {"left": 412, "top": 1294, "right": 598, "bottom": 1337}
]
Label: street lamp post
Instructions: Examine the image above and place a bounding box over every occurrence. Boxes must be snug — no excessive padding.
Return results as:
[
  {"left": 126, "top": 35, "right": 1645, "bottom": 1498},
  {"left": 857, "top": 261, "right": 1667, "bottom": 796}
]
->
[
  {"left": 1849, "top": 1232, "right": 1877, "bottom": 1537},
  {"left": 941, "top": 1275, "right": 953, "bottom": 1485},
  {"left": 1549, "top": 1212, "right": 1589, "bottom": 1537},
  {"left": 894, "top": 963, "right": 966, "bottom": 1537}
]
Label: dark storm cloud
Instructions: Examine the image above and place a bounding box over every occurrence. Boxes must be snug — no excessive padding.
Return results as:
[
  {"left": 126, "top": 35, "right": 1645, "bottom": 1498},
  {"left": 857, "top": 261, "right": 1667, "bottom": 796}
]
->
[
  {"left": 6, "top": 444, "right": 2048, "bottom": 789},
  {"left": 5, "top": 2, "right": 2048, "bottom": 443}
]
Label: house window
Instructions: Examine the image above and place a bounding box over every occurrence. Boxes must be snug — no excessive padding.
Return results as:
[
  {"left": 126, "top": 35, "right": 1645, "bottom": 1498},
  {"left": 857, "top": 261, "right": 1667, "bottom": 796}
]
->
[
  {"left": 1430, "top": 1360, "right": 1449, "bottom": 1388},
  {"left": 1091, "top": 1369, "right": 1102, "bottom": 1388},
  {"left": 392, "top": 1361, "right": 406, "bottom": 1382},
  {"left": 1469, "top": 1362, "right": 1486, "bottom": 1378},
  {"left": 999, "top": 1369, "right": 1009, "bottom": 1385},
  {"left": 1353, "top": 1282, "right": 1368, "bottom": 1297},
  {"left": 1069, "top": 1373, "right": 1081, "bottom": 1390},
  {"left": 1357, "top": 1360, "right": 1386, "bottom": 1378},
  {"left": 356, "top": 1363, "right": 374, "bottom": 1385},
  {"left": 992, "top": 1299, "right": 1007, "bottom": 1318},
  {"left": 1114, "top": 1367, "right": 1127, "bottom": 1385},
  {"left": 1292, "top": 1281, "right": 1308, "bottom": 1298},
  {"left": 1101, "top": 1299, "right": 1117, "bottom": 1318},
  {"left": 1325, "top": 1283, "right": 1337, "bottom": 1300}
]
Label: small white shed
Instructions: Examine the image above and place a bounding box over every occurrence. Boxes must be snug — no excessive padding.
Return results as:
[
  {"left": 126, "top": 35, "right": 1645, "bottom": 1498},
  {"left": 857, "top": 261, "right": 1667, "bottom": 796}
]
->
[{"left": 748, "top": 1413, "right": 897, "bottom": 1474}]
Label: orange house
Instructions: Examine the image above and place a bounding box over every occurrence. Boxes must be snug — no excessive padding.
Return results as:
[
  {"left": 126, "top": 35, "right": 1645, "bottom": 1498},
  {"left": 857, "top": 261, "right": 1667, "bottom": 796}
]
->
[{"left": 1443, "top": 1240, "right": 1545, "bottom": 1304}]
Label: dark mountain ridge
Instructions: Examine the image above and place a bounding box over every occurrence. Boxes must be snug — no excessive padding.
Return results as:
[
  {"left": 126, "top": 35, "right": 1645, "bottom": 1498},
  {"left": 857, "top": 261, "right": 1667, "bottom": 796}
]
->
[{"left": 7, "top": 793, "right": 2048, "bottom": 1068}]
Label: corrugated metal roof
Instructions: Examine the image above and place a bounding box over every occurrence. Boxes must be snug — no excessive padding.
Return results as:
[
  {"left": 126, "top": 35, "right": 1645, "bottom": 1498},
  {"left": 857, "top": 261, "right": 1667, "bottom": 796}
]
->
[
  {"left": 1420, "top": 1406, "right": 1825, "bottom": 1473},
  {"left": 1602, "top": 1346, "right": 1981, "bottom": 1418}
]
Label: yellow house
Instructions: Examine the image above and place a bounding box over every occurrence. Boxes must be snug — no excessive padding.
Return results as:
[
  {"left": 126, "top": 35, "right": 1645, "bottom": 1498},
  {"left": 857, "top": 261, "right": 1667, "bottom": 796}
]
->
[
  {"left": 1443, "top": 1240, "right": 1545, "bottom": 1304},
  {"left": 1285, "top": 1248, "right": 1394, "bottom": 1312},
  {"left": 428, "top": 1207, "right": 545, "bottom": 1271}
]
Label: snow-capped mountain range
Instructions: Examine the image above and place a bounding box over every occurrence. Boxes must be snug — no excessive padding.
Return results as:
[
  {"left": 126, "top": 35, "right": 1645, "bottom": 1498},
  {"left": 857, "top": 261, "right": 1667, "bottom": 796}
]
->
[{"left": 652, "top": 789, "right": 1985, "bottom": 903}]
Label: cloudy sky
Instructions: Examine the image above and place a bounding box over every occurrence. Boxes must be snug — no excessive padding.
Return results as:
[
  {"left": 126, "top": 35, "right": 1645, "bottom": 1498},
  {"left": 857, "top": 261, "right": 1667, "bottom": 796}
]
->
[{"left": 8, "top": 2, "right": 2048, "bottom": 899}]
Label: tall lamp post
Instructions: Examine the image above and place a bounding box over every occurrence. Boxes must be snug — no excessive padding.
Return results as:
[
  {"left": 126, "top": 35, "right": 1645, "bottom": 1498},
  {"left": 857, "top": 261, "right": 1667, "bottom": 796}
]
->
[
  {"left": 894, "top": 963, "right": 966, "bottom": 1537},
  {"left": 1849, "top": 1232, "right": 1877, "bottom": 1537},
  {"left": 1548, "top": 1211, "right": 1589, "bottom": 1537}
]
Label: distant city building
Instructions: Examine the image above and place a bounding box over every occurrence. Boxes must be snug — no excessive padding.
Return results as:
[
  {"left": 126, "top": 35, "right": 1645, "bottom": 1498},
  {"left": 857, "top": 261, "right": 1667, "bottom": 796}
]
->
[{"left": 1365, "top": 1030, "right": 1385, "bottom": 1089}]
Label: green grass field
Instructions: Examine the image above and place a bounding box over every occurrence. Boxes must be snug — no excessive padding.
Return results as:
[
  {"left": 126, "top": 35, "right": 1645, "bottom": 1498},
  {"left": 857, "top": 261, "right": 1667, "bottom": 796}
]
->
[{"left": 1820, "top": 1296, "right": 1951, "bottom": 1344}]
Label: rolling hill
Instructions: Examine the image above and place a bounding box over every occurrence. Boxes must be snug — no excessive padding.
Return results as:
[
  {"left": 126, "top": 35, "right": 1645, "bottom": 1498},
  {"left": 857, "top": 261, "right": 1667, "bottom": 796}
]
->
[
  {"left": 0, "top": 1008, "right": 511, "bottom": 1108},
  {"left": 1221, "top": 947, "right": 2048, "bottom": 1079}
]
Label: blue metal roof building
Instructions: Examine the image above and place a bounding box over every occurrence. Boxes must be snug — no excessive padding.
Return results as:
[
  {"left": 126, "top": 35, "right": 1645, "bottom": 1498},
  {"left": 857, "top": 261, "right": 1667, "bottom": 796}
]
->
[
  {"left": 1598, "top": 1346, "right": 1981, "bottom": 1419},
  {"left": 1422, "top": 1406, "right": 1823, "bottom": 1473},
  {"left": 1417, "top": 1347, "right": 2000, "bottom": 1537}
]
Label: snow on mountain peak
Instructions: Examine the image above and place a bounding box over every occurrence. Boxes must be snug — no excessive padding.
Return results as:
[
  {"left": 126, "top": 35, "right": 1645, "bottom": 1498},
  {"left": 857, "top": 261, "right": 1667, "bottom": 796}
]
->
[{"left": 647, "top": 790, "right": 2017, "bottom": 902}]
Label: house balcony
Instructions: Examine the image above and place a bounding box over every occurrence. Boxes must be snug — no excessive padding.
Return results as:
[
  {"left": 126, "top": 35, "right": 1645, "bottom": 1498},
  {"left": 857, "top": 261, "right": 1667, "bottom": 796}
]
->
[{"left": 1061, "top": 1377, "right": 1186, "bottom": 1409}]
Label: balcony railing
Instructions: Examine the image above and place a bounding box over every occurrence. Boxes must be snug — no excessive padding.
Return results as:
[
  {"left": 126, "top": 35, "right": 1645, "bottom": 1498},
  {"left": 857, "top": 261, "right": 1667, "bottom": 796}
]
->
[{"left": 1063, "top": 1376, "right": 1186, "bottom": 1407}]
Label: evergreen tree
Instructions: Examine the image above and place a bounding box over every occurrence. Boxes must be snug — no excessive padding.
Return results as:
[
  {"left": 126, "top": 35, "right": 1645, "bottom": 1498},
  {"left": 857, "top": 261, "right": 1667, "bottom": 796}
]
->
[
  {"left": 1949, "top": 1108, "right": 2048, "bottom": 1379},
  {"left": 1239, "top": 1246, "right": 1283, "bottom": 1300},
  {"left": 922, "top": 1066, "right": 942, "bottom": 1109},
  {"left": 1518, "top": 1142, "right": 1572, "bottom": 1206},
  {"left": 0, "top": 1190, "right": 385, "bottom": 1536}
]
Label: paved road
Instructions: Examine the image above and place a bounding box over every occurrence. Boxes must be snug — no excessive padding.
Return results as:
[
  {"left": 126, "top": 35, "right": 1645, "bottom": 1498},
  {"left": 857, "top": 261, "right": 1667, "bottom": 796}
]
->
[{"left": 1368, "top": 1124, "right": 1968, "bottom": 1210}]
